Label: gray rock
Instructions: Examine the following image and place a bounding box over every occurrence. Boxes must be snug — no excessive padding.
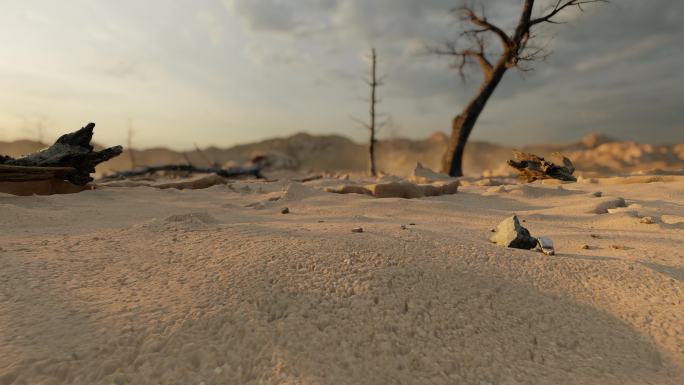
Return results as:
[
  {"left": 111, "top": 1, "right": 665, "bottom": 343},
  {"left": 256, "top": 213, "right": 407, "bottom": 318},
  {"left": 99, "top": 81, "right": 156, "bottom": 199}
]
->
[
  {"left": 536, "top": 237, "right": 555, "bottom": 256},
  {"left": 489, "top": 216, "right": 538, "bottom": 249}
]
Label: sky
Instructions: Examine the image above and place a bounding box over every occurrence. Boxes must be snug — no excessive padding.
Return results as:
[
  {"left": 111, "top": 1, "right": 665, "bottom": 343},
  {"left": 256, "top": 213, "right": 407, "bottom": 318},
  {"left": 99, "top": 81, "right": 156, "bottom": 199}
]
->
[{"left": 0, "top": 0, "right": 682, "bottom": 149}]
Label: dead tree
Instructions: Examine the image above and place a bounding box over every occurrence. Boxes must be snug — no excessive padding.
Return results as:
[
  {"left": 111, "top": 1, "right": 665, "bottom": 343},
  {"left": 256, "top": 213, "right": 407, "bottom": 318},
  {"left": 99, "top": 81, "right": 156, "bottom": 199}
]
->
[
  {"left": 368, "top": 49, "right": 381, "bottom": 177},
  {"left": 354, "top": 48, "right": 384, "bottom": 177},
  {"left": 430, "top": 0, "right": 607, "bottom": 177},
  {"left": 0, "top": 123, "right": 122, "bottom": 185}
]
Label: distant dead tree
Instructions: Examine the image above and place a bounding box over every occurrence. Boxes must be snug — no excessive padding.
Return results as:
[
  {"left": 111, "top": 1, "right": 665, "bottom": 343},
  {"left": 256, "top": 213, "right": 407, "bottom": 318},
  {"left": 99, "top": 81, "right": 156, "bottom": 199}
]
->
[
  {"left": 21, "top": 117, "right": 47, "bottom": 144},
  {"left": 194, "top": 143, "right": 215, "bottom": 167},
  {"left": 430, "top": 0, "right": 607, "bottom": 176},
  {"left": 355, "top": 48, "right": 384, "bottom": 177}
]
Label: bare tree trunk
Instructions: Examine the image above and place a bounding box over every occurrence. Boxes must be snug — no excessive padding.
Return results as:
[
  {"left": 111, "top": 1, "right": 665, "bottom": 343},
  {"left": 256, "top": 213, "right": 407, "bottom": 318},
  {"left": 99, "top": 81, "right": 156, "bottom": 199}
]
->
[
  {"left": 442, "top": 65, "right": 507, "bottom": 176},
  {"left": 368, "top": 48, "right": 378, "bottom": 177}
]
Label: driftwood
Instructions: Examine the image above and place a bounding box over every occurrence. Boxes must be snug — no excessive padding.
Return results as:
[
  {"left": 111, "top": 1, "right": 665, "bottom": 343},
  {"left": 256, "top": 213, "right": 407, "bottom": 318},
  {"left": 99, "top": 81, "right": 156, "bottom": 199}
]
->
[
  {"left": 0, "top": 165, "right": 75, "bottom": 182},
  {"left": 103, "top": 164, "right": 263, "bottom": 180},
  {"left": 0, "top": 123, "right": 122, "bottom": 185},
  {"left": 507, "top": 151, "right": 576, "bottom": 182}
]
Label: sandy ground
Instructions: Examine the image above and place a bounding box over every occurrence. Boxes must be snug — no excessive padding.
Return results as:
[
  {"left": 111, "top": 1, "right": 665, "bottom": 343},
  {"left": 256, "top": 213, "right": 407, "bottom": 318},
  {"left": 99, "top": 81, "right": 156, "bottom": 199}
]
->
[{"left": 0, "top": 176, "right": 683, "bottom": 385}]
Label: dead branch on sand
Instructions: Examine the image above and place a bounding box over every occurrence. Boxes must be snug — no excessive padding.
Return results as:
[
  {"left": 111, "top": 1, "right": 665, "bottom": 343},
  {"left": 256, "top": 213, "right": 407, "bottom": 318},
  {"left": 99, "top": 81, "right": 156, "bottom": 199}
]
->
[
  {"left": 0, "top": 165, "right": 75, "bottom": 182},
  {"left": 102, "top": 164, "right": 263, "bottom": 180},
  {"left": 507, "top": 151, "right": 576, "bottom": 182},
  {"left": 0, "top": 122, "right": 122, "bottom": 185}
]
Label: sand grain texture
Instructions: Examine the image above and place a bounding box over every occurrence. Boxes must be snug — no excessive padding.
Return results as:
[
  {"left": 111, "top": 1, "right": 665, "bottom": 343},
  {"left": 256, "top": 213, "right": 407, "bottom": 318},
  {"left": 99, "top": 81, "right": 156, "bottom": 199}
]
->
[{"left": 0, "top": 178, "right": 683, "bottom": 385}]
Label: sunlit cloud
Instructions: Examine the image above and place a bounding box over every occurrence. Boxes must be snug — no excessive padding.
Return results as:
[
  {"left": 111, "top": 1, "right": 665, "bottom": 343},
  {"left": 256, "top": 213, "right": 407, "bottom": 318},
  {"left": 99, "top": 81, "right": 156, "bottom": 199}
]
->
[{"left": 0, "top": 0, "right": 682, "bottom": 148}]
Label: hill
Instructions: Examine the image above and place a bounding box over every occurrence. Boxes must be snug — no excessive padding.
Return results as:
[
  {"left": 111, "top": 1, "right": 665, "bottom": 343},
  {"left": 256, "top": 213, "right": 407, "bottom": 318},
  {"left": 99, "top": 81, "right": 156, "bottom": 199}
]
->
[{"left": 2, "top": 133, "right": 683, "bottom": 177}]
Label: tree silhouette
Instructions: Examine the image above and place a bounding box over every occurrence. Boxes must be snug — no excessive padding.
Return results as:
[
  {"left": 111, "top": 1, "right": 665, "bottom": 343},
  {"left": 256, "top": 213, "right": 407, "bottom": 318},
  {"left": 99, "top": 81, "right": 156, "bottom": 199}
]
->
[
  {"left": 354, "top": 48, "right": 385, "bottom": 177},
  {"left": 430, "top": 0, "right": 607, "bottom": 176}
]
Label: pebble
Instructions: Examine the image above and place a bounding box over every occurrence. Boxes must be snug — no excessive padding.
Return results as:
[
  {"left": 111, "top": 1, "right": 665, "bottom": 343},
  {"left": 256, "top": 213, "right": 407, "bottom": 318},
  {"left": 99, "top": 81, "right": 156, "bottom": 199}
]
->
[
  {"left": 581, "top": 244, "right": 592, "bottom": 250},
  {"left": 351, "top": 227, "right": 364, "bottom": 233},
  {"left": 401, "top": 225, "right": 407, "bottom": 230},
  {"left": 592, "top": 191, "right": 603, "bottom": 197},
  {"left": 281, "top": 207, "right": 290, "bottom": 214},
  {"left": 640, "top": 216, "right": 655, "bottom": 224}
]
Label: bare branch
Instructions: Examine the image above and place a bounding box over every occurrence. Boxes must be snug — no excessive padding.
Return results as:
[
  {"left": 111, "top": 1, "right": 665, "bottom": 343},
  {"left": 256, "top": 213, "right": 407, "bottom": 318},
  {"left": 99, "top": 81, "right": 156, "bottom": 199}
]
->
[
  {"left": 529, "top": 0, "right": 607, "bottom": 26},
  {"left": 349, "top": 115, "right": 371, "bottom": 130},
  {"left": 458, "top": 6, "right": 512, "bottom": 51},
  {"left": 427, "top": 41, "right": 494, "bottom": 81}
]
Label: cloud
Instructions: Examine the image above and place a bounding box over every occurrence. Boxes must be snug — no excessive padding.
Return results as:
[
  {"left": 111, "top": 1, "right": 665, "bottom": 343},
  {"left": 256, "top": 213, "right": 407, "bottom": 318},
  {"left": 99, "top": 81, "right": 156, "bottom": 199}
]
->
[
  {"left": 1, "top": 0, "right": 682, "bottom": 147},
  {"left": 226, "top": 0, "right": 337, "bottom": 35},
  {"left": 220, "top": 0, "right": 684, "bottom": 144},
  {"left": 228, "top": 0, "right": 298, "bottom": 33},
  {"left": 575, "top": 34, "right": 675, "bottom": 73}
]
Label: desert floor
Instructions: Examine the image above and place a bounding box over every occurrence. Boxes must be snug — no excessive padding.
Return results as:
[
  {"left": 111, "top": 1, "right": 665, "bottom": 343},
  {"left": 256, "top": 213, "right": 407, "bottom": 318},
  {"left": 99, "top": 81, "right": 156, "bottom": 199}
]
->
[{"left": 0, "top": 177, "right": 683, "bottom": 385}]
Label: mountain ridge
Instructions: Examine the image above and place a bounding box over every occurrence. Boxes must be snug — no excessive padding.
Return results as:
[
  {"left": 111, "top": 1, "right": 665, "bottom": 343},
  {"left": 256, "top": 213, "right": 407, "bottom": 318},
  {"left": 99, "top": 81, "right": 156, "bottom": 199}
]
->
[{"left": 1, "top": 132, "right": 683, "bottom": 177}]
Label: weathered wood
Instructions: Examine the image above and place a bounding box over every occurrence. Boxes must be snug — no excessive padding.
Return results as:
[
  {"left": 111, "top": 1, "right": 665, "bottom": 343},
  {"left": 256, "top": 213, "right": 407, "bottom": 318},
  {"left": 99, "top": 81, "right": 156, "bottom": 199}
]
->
[
  {"left": 0, "top": 123, "right": 123, "bottom": 185},
  {"left": 507, "top": 151, "right": 576, "bottom": 182},
  {"left": 102, "top": 164, "right": 263, "bottom": 180},
  {"left": 0, "top": 165, "right": 75, "bottom": 182}
]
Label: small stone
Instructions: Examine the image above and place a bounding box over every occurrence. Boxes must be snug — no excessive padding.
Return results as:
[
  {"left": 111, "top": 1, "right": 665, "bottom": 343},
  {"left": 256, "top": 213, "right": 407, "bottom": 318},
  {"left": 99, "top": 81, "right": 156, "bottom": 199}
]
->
[
  {"left": 489, "top": 216, "right": 537, "bottom": 250},
  {"left": 280, "top": 207, "right": 290, "bottom": 214},
  {"left": 590, "top": 234, "right": 601, "bottom": 239},
  {"left": 409, "top": 223, "right": 416, "bottom": 226},
  {"left": 581, "top": 244, "right": 592, "bottom": 250},
  {"left": 318, "top": 220, "right": 325, "bottom": 223},
  {"left": 610, "top": 244, "right": 626, "bottom": 250},
  {"left": 592, "top": 191, "right": 603, "bottom": 197},
  {"left": 351, "top": 227, "right": 364, "bottom": 233},
  {"left": 640, "top": 216, "right": 655, "bottom": 224},
  {"left": 401, "top": 224, "right": 407, "bottom": 230},
  {"left": 536, "top": 237, "right": 555, "bottom": 256}
]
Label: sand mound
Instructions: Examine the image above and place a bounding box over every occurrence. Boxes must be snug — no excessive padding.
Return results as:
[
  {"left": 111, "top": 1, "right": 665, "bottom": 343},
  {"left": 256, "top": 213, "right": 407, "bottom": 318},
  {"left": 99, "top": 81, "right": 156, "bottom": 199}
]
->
[
  {"left": 589, "top": 197, "right": 628, "bottom": 214},
  {"left": 326, "top": 180, "right": 459, "bottom": 199},
  {"left": 1, "top": 177, "right": 682, "bottom": 384},
  {"left": 139, "top": 211, "right": 221, "bottom": 231},
  {"left": 164, "top": 212, "right": 219, "bottom": 225},
  {"left": 505, "top": 184, "right": 582, "bottom": 199},
  {"left": 661, "top": 215, "right": 684, "bottom": 228},
  {"left": 407, "top": 163, "right": 456, "bottom": 184},
  {"left": 282, "top": 182, "right": 323, "bottom": 201}
]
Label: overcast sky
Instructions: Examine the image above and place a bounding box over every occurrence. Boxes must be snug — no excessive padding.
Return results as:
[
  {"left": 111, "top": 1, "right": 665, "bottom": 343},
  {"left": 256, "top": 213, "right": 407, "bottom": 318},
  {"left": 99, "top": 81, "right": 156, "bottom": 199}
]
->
[{"left": 0, "top": 0, "right": 682, "bottom": 149}]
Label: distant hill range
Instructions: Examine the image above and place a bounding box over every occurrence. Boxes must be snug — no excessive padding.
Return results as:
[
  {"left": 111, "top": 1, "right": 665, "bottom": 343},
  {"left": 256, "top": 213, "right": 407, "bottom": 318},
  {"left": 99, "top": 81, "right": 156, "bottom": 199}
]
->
[{"left": 2, "top": 133, "right": 683, "bottom": 177}]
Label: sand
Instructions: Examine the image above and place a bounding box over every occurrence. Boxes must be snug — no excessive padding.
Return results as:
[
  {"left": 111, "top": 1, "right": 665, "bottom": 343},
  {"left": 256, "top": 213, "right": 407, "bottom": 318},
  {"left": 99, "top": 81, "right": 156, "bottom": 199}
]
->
[{"left": 0, "top": 177, "right": 683, "bottom": 385}]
